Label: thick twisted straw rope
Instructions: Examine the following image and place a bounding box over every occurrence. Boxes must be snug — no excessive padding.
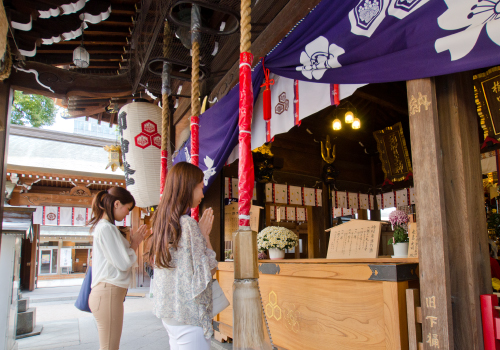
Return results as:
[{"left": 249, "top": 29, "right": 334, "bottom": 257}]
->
[
  {"left": 191, "top": 40, "right": 200, "bottom": 117},
  {"left": 240, "top": 0, "right": 252, "bottom": 53},
  {"left": 161, "top": 22, "right": 171, "bottom": 151}
]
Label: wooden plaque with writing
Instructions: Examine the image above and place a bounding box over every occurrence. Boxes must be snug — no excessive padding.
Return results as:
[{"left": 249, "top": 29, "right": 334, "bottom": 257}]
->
[
  {"left": 224, "top": 202, "right": 262, "bottom": 240},
  {"left": 407, "top": 222, "right": 418, "bottom": 258},
  {"left": 326, "top": 220, "right": 382, "bottom": 259}
]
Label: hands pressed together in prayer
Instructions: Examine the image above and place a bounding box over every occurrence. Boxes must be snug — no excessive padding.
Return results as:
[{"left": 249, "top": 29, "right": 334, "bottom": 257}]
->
[
  {"left": 199, "top": 207, "right": 214, "bottom": 241},
  {"left": 131, "top": 224, "right": 149, "bottom": 250}
]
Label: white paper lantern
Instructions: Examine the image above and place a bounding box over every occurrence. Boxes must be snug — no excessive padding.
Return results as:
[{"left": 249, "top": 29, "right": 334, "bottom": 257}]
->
[
  {"left": 73, "top": 45, "right": 89, "bottom": 68},
  {"left": 118, "top": 101, "right": 162, "bottom": 208}
]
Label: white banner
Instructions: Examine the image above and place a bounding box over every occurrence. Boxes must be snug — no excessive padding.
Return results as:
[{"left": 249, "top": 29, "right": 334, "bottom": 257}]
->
[
  {"left": 44, "top": 206, "right": 58, "bottom": 226},
  {"left": 60, "top": 248, "right": 72, "bottom": 267},
  {"left": 59, "top": 207, "right": 72, "bottom": 226}
]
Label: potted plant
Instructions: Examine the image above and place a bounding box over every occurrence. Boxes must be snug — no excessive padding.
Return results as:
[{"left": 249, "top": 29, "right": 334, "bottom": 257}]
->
[
  {"left": 257, "top": 226, "right": 299, "bottom": 260},
  {"left": 387, "top": 209, "right": 409, "bottom": 257}
]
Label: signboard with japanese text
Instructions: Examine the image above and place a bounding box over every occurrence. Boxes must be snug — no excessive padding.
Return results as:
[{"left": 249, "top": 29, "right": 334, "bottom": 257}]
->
[
  {"left": 326, "top": 220, "right": 382, "bottom": 259},
  {"left": 474, "top": 66, "right": 500, "bottom": 140},
  {"left": 408, "top": 222, "right": 418, "bottom": 258}
]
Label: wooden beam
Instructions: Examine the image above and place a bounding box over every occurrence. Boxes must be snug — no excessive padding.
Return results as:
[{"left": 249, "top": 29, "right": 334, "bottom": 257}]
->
[
  {"left": 0, "top": 82, "right": 12, "bottom": 246},
  {"left": 10, "top": 62, "right": 132, "bottom": 99},
  {"left": 208, "top": 0, "right": 323, "bottom": 102},
  {"left": 84, "top": 31, "right": 131, "bottom": 37},
  {"left": 84, "top": 66, "right": 119, "bottom": 69},
  {"left": 97, "top": 112, "right": 103, "bottom": 125},
  {"left": 7, "top": 168, "right": 125, "bottom": 184},
  {"left": 53, "top": 41, "right": 128, "bottom": 46},
  {"left": 97, "top": 21, "right": 133, "bottom": 26},
  {"left": 110, "top": 9, "right": 136, "bottom": 16},
  {"left": 9, "top": 192, "right": 93, "bottom": 207},
  {"left": 131, "top": 0, "right": 169, "bottom": 93},
  {"left": 354, "top": 90, "right": 408, "bottom": 115},
  {"left": 36, "top": 50, "right": 125, "bottom": 54}
]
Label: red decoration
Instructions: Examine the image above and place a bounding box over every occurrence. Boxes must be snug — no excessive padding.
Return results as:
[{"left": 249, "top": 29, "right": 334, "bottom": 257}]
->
[
  {"left": 333, "top": 84, "right": 340, "bottom": 106},
  {"left": 134, "top": 120, "right": 161, "bottom": 149},
  {"left": 191, "top": 114, "right": 200, "bottom": 221},
  {"left": 294, "top": 80, "right": 300, "bottom": 126},
  {"left": 481, "top": 294, "right": 500, "bottom": 350},
  {"left": 260, "top": 57, "right": 274, "bottom": 143},
  {"left": 141, "top": 120, "right": 158, "bottom": 135},
  {"left": 482, "top": 136, "right": 500, "bottom": 150},
  {"left": 382, "top": 178, "right": 394, "bottom": 187},
  {"left": 135, "top": 133, "right": 151, "bottom": 149},
  {"left": 239, "top": 52, "right": 255, "bottom": 228},
  {"left": 160, "top": 150, "right": 167, "bottom": 195}
]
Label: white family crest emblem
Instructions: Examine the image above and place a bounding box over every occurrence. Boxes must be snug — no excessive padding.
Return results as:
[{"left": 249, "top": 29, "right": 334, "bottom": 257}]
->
[
  {"left": 203, "top": 156, "right": 216, "bottom": 186},
  {"left": 296, "top": 36, "right": 345, "bottom": 80},
  {"left": 435, "top": 0, "right": 500, "bottom": 61},
  {"left": 349, "top": 0, "right": 430, "bottom": 37}
]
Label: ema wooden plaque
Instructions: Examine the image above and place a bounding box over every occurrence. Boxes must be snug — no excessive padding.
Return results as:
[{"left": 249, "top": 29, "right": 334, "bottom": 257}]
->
[
  {"left": 407, "top": 222, "right": 418, "bottom": 258},
  {"left": 326, "top": 220, "right": 382, "bottom": 259}
]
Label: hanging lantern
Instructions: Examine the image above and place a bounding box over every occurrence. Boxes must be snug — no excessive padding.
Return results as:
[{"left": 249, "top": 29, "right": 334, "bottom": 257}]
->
[
  {"left": 332, "top": 118, "right": 342, "bottom": 130},
  {"left": 73, "top": 45, "right": 89, "bottom": 68},
  {"left": 352, "top": 117, "right": 361, "bottom": 129},
  {"left": 118, "top": 101, "right": 162, "bottom": 208},
  {"left": 345, "top": 111, "right": 354, "bottom": 124}
]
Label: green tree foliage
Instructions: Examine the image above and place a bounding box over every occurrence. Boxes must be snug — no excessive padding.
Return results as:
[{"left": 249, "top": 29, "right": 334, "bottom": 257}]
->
[{"left": 11, "top": 91, "right": 56, "bottom": 127}]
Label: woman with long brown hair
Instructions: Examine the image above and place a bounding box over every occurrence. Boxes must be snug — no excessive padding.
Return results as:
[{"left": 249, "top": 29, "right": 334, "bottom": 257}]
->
[
  {"left": 88, "top": 187, "right": 148, "bottom": 350},
  {"left": 150, "top": 162, "right": 217, "bottom": 350}
]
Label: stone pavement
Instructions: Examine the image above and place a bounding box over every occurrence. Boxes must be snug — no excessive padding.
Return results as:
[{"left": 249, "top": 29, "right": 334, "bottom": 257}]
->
[{"left": 17, "top": 287, "right": 232, "bottom": 350}]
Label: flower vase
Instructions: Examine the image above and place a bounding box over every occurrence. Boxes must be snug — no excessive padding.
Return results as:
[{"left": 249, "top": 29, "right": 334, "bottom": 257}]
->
[
  {"left": 268, "top": 248, "right": 285, "bottom": 260},
  {"left": 392, "top": 242, "right": 409, "bottom": 258}
]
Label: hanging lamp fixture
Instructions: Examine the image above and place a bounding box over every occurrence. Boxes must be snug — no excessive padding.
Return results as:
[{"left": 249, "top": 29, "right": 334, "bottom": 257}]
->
[
  {"left": 73, "top": 23, "right": 89, "bottom": 68},
  {"left": 332, "top": 118, "right": 342, "bottom": 130},
  {"left": 332, "top": 101, "right": 361, "bottom": 131},
  {"left": 352, "top": 117, "right": 361, "bottom": 129},
  {"left": 345, "top": 111, "right": 354, "bottom": 124}
]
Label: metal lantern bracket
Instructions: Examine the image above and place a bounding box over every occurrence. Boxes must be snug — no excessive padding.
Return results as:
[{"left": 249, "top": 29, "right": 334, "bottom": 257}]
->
[
  {"left": 147, "top": 57, "right": 207, "bottom": 81},
  {"left": 168, "top": 0, "right": 240, "bottom": 36}
]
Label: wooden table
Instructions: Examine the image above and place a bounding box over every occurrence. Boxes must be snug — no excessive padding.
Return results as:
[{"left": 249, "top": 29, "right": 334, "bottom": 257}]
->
[{"left": 215, "top": 258, "right": 419, "bottom": 350}]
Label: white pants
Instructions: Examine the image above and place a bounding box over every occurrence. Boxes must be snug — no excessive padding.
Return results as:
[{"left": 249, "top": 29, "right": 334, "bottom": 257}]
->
[{"left": 162, "top": 321, "right": 211, "bottom": 350}]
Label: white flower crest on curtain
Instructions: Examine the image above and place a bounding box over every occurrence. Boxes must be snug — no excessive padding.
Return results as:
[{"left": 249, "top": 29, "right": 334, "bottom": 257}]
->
[
  {"left": 295, "top": 36, "right": 345, "bottom": 80},
  {"left": 203, "top": 156, "right": 216, "bottom": 186},
  {"left": 435, "top": 0, "right": 500, "bottom": 61}
]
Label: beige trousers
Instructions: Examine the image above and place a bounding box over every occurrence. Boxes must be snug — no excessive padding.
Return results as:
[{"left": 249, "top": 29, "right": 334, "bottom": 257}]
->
[{"left": 89, "top": 282, "right": 127, "bottom": 350}]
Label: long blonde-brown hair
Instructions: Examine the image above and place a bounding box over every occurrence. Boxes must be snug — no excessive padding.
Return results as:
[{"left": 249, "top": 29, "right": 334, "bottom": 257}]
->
[{"left": 149, "top": 162, "right": 204, "bottom": 268}]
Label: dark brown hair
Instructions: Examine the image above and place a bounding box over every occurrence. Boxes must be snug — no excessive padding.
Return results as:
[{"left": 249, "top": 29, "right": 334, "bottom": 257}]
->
[
  {"left": 148, "top": 162, "right": 204, "bottom": 268},
  {"left": 88, "top": 186, "right": 135, "bottom": 231}
]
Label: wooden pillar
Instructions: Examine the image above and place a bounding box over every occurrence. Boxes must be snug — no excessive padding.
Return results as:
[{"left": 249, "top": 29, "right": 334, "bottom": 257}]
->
[
  {"left": 20, "top": 224, "right": 39, "bottom": 291},
  {"left": 130, "top": 207, "right": 141, "bottom": 288},
  {"left": 407, "top": 73, "right": 491, "bottom": 350},
  {"left": 0, "top": 82, "right": 12, "bottom": 248}
]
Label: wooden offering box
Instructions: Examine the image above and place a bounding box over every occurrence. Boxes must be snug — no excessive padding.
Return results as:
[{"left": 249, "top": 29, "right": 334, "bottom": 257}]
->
[{"left": 215, "top": 259, "right": 419, "bottom": 350}]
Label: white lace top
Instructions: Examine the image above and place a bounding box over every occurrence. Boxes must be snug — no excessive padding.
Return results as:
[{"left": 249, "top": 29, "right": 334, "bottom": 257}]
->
[{"left": 153, "top": 215, "right": 218, "bottom": 339}]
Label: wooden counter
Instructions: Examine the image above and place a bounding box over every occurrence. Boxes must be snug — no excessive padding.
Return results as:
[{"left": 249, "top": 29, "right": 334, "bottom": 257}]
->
[{"left": 215, "top": 259, "right": 419, "bottom": 350}]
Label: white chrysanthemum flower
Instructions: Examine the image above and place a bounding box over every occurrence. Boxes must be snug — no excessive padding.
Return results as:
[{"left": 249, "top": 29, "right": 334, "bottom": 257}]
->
[{"left": 257, "top": 226, "right": 299, "bottom": 251}]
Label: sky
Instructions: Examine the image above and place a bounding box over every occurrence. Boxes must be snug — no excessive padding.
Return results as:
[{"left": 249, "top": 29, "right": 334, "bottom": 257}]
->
[{"left": 41, "top": 107, "right": 76, "bottom": 133}]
